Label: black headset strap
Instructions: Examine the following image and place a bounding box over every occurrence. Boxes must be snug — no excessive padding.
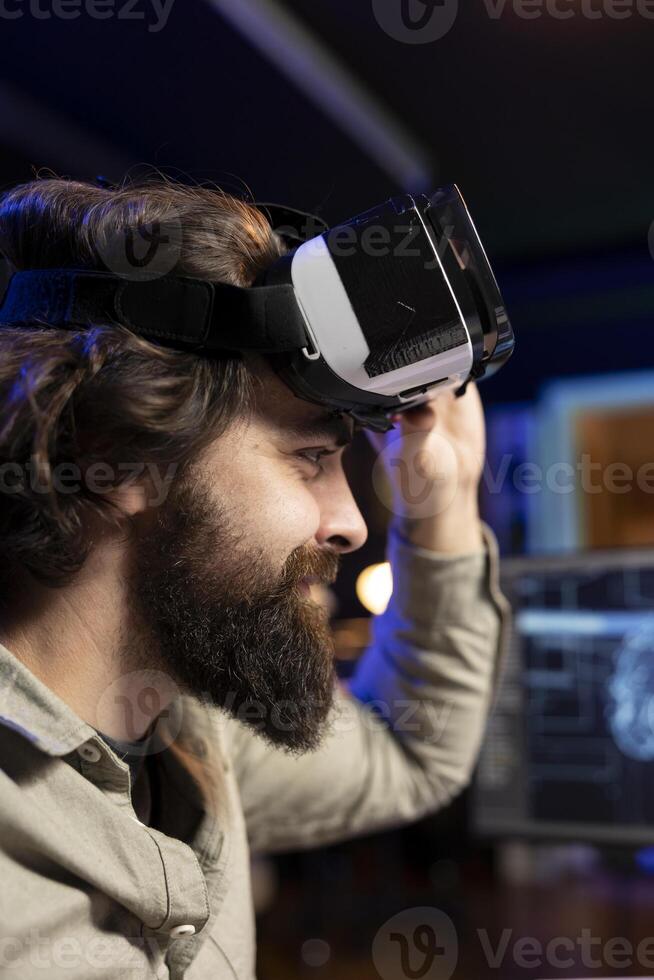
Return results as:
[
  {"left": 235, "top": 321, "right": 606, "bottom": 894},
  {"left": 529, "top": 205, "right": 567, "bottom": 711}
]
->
[{"left": 0, "top": 268, "right": 308, "bottom": 354}]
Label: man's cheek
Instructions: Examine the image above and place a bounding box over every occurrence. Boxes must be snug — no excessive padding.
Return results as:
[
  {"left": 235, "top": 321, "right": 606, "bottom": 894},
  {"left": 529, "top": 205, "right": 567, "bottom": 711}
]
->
[
  {"left": 238, "top": 458, "right": 321, "bottom": 549},
  {"left": 270, "top": 485, "right": 321, "bottom": 548}
]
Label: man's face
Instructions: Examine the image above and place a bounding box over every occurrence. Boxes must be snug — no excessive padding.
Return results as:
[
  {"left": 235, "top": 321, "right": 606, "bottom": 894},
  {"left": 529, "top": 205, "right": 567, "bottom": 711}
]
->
[{"left": 130, "top": 362, "right": 368, "bottom": 754}]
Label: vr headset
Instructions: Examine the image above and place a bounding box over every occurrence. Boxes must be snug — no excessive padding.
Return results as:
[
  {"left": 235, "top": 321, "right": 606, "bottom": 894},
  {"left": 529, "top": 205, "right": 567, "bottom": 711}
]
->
[{"left": 0, "top": 183, "right": 514, "bottom": 432}]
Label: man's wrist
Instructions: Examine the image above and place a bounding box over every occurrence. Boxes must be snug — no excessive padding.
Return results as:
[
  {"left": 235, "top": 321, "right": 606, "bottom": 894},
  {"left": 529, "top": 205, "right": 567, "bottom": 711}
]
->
[{"left": 392, "top": 488, "right": 484, "bottom": 555}]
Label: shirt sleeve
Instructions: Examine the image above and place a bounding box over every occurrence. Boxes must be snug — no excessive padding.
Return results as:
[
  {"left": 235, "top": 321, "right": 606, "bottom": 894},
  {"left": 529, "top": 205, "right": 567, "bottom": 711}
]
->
[{"left": 220, "top": 521, "right": 512, "bottom": 855}]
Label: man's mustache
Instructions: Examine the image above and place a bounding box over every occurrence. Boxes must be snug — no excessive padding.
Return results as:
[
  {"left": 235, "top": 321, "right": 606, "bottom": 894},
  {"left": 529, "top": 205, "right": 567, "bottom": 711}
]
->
[{"left": 281, "top": 544, "right": 340, "bottom": 590}]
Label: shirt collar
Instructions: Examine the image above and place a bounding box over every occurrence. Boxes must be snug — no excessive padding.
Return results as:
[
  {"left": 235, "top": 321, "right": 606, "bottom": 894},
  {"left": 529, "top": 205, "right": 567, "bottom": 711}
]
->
[
  {"left": 0, "top": 640, "right": 97, "bottom": 756},
  {"left": 94, "top": 726, "right": 152, "bottom": 785},
  {"left": 0, "top": 640, "right": 222, "bottom": 814}
]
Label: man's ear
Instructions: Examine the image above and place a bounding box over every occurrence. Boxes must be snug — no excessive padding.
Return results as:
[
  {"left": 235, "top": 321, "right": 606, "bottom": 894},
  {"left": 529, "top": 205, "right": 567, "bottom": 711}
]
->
[
  {"left": 110, "top": 465, "right": 179, "bottom": 515},
  {"left": 90, "top": 460, "right": 180, "bottom": 519},
  {"left": 111, "top": 481, "right": 151, "bottom": 517}
]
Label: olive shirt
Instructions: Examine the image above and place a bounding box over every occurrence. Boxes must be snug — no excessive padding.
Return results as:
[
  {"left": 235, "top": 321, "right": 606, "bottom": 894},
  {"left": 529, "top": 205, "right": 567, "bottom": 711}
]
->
[{"left": 0, "top": 522, "right": 510, "bottom": 980}]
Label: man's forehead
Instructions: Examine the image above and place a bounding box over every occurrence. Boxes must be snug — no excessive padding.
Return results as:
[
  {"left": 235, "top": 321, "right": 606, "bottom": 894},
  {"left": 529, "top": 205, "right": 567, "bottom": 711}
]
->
[
  {"left": 251, "top": 361, "right": 355, "bottom": 444},
  {"left": 279, "top": 407, "right": 355, "bottom": 446},
  {"left": 263, "top": 396, "right": 356, "bottom": 446}
]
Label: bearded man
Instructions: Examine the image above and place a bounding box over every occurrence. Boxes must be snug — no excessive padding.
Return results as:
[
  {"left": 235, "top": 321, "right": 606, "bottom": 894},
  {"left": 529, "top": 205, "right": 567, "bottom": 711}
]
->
[{"left": 0, "top": 177, "right": 508, "bottom": 980}]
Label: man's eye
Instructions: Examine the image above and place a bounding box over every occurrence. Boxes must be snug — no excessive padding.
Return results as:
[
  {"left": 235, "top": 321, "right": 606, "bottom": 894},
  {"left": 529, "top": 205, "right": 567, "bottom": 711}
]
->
[{"left": 294, "top": 448, "right": 336, "bottom": 471}]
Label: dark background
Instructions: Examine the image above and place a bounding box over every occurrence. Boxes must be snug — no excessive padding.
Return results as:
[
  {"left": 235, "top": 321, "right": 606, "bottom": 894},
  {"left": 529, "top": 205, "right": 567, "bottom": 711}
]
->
[
  {"left": 2, "top": 0, "right": 653, "bottom": 253},
  {"left": 2, "top": 1, "right": 654, "bottom": 976},
  {"left": 2, "top": 0, "right": 653, "bottom": 405}
]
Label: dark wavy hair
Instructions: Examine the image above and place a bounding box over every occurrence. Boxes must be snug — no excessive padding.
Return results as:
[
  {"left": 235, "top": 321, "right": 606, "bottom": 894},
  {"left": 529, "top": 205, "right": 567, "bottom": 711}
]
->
[{"left": 0, "top": 175, "right": 286, "bottom": 588}]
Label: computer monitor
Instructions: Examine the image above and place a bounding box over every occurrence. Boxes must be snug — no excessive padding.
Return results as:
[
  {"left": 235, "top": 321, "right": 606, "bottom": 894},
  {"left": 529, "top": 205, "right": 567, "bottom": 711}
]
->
[{"left": 473, "top": 549, "right": 654, "bottom": 844}]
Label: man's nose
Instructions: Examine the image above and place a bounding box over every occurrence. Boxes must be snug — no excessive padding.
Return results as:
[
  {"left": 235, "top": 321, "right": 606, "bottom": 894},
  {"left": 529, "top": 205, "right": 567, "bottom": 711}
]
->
[{"left": 314, "top": 482, "right": 368, "bottom": 554}]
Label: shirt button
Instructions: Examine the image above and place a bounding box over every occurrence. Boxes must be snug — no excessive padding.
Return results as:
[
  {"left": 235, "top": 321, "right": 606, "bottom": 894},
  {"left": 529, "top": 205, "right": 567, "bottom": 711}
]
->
[
  {"left": 77, "top": 743, "right": 102, "bottom": 763},
  {"left": 169, "top": 924, "right": 196, "bottom": 940}
]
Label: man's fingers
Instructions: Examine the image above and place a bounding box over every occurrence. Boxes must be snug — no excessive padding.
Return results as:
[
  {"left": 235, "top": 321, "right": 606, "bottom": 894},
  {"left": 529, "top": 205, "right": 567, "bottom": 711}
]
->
[{"left": 363, "top": 385, "right": 465, "bottom": 451}]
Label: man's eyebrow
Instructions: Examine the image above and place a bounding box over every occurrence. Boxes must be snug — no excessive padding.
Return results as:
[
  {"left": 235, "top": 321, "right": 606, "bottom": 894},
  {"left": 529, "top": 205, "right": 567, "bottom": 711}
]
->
[{"left": 282, "top": 412, "right": 356, "bottom": 447}]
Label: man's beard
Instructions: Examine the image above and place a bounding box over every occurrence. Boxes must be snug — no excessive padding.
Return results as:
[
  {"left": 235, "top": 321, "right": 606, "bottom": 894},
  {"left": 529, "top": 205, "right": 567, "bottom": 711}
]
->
[{"left": 129, "top": 474, "right": 340, "bottom": 755}]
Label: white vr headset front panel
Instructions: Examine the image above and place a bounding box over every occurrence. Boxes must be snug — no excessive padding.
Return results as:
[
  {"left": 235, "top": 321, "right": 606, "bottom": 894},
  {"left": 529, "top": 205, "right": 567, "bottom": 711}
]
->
[{"left": 289, "top": 235, "right": 473, "bottom": 401}]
